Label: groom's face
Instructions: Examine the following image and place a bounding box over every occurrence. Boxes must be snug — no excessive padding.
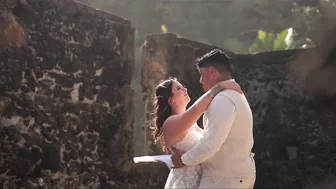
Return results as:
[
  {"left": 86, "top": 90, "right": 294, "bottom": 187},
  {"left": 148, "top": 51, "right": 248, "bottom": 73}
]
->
[{"left": 199, "top": 67, "right": 214, "bottom": 91}]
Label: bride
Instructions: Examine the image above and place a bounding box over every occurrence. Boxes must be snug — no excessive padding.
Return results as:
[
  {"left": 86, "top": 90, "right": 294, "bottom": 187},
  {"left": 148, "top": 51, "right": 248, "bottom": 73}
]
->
[{"left": 152, "top": 77, "right": 242, "bottom": 188}]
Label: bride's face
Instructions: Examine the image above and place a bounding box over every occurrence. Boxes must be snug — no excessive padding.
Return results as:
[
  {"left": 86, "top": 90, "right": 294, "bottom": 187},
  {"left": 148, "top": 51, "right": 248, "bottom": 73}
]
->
[{"left": 169, "top": 80, "right": 190, "bottom": 107}]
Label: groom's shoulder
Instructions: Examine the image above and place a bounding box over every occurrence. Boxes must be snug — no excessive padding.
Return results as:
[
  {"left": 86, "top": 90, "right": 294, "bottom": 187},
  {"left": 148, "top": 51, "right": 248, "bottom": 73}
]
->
[
  {"left": 211, "top": 90, "right": 236, "bottom": 103},
  {"left": 215, "top": 90, "right": 245, "bottom": 104},
  {"left": 217, "top": 89, "right": 241, "bottom": 98}
]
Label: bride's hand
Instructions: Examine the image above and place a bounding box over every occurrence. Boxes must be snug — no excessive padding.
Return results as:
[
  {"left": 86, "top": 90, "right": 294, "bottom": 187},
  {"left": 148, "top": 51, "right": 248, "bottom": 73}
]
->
[{"left": 219, "top": 80, "right": 243, "bottom": 94}]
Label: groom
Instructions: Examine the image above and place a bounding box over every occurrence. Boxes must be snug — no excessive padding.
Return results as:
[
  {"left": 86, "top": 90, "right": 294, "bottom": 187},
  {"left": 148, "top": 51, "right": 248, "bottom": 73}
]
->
[{"left": 171, "top": 49, "right": 256, "bottom": 188}]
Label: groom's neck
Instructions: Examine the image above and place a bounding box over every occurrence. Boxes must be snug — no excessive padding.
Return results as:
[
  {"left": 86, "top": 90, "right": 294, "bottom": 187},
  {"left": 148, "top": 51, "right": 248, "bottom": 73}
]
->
[
  {"left": 217, "top": 74, "right": 232, "bottom": 83},
  {"left": 208, "top": 73, "right": 232, "bottom": 89}
]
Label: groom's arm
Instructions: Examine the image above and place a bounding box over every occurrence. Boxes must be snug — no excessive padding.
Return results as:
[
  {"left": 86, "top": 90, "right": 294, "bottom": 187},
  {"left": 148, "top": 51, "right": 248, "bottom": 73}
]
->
[
  {"left": 193, "top": 124, "right": 204, "bottom": 135},
  {"left": 180, "top": 94, "right": 236, "bottom": 165}
]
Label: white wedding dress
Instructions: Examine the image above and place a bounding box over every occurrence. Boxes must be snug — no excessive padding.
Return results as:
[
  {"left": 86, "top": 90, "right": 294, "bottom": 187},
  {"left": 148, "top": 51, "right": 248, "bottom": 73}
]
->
[{"left": 164, "top": 126, "right": 203, "bottom": 188}]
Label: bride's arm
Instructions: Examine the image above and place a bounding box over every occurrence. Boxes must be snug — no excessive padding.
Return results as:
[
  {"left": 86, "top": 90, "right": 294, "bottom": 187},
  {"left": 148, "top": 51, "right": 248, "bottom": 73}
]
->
[{"left": 163, "top": 80, "right": 241, "bottom": 143}]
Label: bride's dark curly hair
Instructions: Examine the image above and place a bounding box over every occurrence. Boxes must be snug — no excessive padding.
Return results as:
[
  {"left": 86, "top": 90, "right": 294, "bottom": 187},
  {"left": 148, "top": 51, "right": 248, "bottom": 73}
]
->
[{"left": 152, "top": 78, "right": 176, "bottom": 152}]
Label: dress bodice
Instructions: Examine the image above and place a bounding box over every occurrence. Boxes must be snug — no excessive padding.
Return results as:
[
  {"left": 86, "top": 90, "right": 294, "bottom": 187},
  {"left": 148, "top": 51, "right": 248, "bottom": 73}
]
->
[
  {"left": 173, "top": 126, "right": 202, "bottom": 152},
  {"left": 165, "top": 125, "right": 203, "bottom": 188}
]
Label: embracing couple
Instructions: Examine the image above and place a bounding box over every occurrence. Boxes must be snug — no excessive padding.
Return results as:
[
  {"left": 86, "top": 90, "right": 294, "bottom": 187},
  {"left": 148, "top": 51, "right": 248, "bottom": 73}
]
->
[{"left": 152, "top": 49, "right": 256, "bottom": 188}]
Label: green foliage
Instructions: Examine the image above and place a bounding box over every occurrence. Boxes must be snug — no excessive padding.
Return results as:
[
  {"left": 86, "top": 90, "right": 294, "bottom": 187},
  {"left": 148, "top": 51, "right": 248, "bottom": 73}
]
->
[
  {"left": 88, "top": 0, "right": 334, "bottom": 53},
  {"left": 224, "top": 39, "right": 249, "bottom": 53},
  {"left": 224, "top": 27, "right": 316, "bottom": 53},
  {"left": 247, "top": 28, "right": 315, "bottom": 53}
]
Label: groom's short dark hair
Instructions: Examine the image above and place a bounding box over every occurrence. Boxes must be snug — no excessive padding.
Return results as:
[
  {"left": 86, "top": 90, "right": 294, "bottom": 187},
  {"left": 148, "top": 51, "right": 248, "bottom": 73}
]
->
[{"left": 195, "top": 49, "right": 232, "bottom": 74}]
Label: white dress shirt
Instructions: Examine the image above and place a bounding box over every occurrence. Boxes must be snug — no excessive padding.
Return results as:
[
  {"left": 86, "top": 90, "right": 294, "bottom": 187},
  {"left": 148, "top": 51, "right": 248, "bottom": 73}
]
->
[{"left": 181, "top": 89, "right": 256, "bottom": 178}]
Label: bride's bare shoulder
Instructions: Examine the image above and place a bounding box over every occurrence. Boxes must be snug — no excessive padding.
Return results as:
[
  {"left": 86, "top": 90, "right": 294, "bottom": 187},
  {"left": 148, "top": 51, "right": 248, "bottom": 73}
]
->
[{"left": 163, "top": 115, "right": 179, "bottom": 130}]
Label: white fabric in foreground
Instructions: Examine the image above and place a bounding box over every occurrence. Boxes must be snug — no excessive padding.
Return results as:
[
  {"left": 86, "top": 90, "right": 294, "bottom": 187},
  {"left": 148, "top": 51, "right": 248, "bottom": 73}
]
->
[{"left": 133, "top": 155, "right": 173, "bottom": 170}]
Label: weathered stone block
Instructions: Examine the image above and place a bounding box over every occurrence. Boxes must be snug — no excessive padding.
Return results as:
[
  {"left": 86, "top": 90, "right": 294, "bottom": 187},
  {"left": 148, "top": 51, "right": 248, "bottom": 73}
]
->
[
  {"left": 0, "top": 0, "right": 134, "bottom": 188},
  {"left": 132, "top": 161, "right": 170, "bottom": 188},
  {"left": 141, "top": 33, "right": 336, "bottom": 188}
]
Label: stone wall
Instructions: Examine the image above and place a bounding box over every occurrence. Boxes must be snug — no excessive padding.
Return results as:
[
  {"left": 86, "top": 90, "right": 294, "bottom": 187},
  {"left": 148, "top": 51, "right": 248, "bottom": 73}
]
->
[
  {"left": 141, "top": 33, "right": 336, "bottom": 188},
  {"left": 0, "top": 0, "right": 134, "bottom": 188}
]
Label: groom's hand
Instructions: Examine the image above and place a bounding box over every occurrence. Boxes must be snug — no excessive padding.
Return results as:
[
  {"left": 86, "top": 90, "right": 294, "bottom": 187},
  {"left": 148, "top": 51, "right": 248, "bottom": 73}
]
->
[{"left": 170, "top": 147, "right": 185, "bottom": 169}]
